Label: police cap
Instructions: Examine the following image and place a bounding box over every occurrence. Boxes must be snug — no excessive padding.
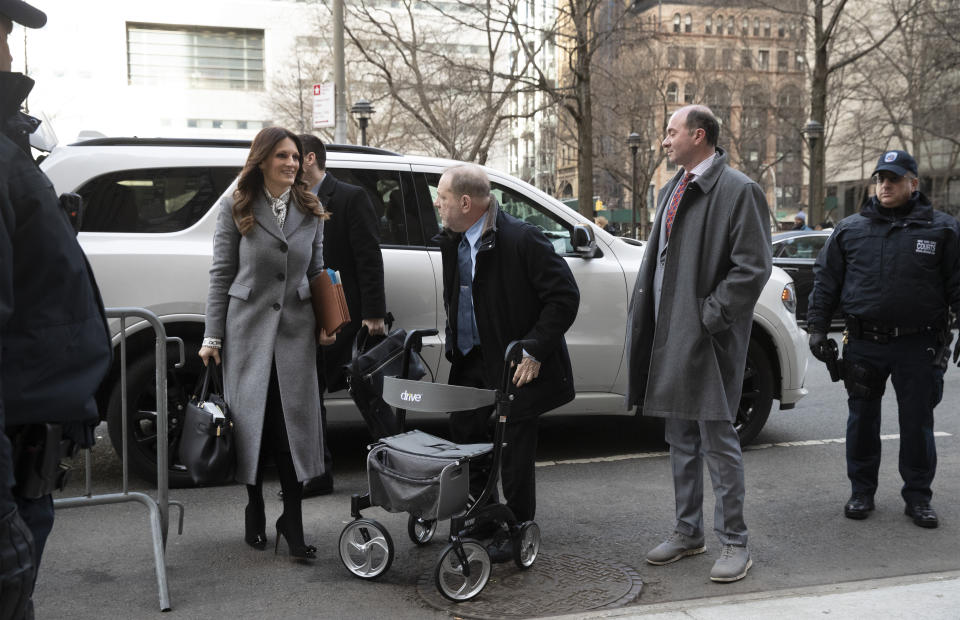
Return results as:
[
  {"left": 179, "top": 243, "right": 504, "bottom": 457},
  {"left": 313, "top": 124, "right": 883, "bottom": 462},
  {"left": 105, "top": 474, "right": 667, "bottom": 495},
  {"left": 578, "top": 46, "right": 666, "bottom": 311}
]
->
[
  {"left": 872, "top": 149, "right": 918, "bottom": 178},
  {"left": 0, "top": 0, "right": 47, "bottom": 28}
]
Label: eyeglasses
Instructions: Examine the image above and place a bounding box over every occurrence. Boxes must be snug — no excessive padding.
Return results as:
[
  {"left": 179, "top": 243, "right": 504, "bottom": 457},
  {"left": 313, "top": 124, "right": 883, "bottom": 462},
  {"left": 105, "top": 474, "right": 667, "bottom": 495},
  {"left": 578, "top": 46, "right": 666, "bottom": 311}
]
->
[{"left": 873, "top": 172, "right": 908, "bottom": 184}]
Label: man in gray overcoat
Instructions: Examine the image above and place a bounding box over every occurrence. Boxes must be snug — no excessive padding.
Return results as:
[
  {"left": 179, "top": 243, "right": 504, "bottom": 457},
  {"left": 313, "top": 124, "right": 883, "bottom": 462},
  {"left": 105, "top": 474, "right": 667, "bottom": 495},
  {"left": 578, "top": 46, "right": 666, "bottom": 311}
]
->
[{"left": 626, "top": 105, "right": 772, "bottom": 583}]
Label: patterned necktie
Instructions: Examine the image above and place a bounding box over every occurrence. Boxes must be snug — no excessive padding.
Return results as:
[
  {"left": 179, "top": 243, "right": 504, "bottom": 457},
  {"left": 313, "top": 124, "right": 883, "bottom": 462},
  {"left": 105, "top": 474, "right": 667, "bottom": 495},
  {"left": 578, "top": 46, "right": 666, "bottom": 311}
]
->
[
  {"left": 457, "top": 236, "right": 476, "bottom": 354},
  {"left": 665, "top": 172, "right": 695, "bottom": 240}
]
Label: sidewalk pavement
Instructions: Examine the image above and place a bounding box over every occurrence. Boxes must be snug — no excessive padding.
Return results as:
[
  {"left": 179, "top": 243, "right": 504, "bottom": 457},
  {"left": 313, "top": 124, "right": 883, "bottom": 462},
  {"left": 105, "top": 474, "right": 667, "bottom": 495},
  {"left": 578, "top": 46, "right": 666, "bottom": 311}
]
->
[{"left": 545, "top": 570, "right": 960, "bottom": 620}]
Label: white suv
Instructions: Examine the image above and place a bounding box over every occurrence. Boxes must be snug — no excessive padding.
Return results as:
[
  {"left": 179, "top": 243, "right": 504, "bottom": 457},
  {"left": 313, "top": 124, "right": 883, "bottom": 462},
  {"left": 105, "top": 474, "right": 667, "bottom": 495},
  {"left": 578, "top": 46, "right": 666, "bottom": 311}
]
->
[{"left": 40, "top": 138, "right": 808, "bottom": 485}]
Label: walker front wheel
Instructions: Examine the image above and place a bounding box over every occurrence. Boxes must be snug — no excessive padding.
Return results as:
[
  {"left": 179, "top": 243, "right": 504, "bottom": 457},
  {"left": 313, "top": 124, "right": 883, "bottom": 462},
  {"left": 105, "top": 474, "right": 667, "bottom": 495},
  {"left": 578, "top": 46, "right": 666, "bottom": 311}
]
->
[
  {"left": 434, "top": 539, "right": 491, "bottom": 602},
  {"left": 513, "top": 521, "right": 540, "bottom": 569},
  {"left": 339, "top": 519, "right": 394, "bottom": 579},
  {"left": 408, "top": 515, "right": 438, "bottom": 545}
]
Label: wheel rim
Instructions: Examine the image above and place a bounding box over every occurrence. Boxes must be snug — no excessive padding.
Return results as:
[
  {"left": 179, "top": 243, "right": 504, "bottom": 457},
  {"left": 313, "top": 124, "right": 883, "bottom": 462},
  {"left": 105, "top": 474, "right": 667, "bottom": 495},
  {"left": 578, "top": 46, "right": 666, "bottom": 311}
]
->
[
  {"left": 515, "top": 522, "right": 540, "bottom": 568},
  {"left": 735, "top": 362, "right": 759, "bottom": 434},
  {"left": 339, "top": 520, "right": 393, "bottom": 578},
  {"left": 410, "top": 517, "right": 437, "bottom": 544},
  {"left": 129, "top": 369, "right": 190, "bottom": 473},
  {"left": 436, "top": 540, "right": 491, "bottom": 602}
]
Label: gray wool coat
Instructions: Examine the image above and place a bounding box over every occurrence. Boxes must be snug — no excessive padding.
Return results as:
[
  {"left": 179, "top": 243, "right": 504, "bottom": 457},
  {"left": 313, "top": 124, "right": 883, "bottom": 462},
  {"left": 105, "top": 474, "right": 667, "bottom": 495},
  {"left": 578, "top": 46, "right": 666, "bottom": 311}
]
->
[
  {"left": 204, "top": 191, "right": 326, "bottom": 485},
  {"left": 625, "top": 149, "right": 772, "bottom": 421}
]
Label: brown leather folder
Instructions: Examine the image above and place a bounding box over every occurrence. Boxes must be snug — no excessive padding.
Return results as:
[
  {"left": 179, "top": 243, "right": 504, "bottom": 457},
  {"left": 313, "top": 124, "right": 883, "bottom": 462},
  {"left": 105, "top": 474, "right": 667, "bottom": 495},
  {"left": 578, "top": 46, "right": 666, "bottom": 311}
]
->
[{"left": 310, "top": 269, "right": 351, "bottom": 334}]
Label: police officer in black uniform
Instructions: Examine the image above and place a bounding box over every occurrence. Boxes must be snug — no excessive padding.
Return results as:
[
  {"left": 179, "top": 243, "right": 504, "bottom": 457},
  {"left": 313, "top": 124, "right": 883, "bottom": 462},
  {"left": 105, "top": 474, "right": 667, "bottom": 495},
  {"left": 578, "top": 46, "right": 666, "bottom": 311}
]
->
[
  {"left": 2, "top": 1, "right": 112, "bottom": 616},
  {"left": 808, "top": 149, "right": 960, "bottom": 529}
]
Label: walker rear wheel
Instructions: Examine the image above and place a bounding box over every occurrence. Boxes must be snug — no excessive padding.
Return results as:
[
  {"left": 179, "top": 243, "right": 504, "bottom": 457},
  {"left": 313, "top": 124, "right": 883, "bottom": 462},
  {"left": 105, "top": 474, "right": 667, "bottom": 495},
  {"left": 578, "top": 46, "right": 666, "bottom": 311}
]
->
[
  {"left": 513, "top": 521, "right": 540, "bottom": 569},
  {"left": 407, "top": 515, "right": 438, "bottom": 545},
  {"left": 434, "top": 539, "right": 491, "bottom": 602},
  {"left": 339, "top": 519, "right": 394, "bottom": 579}
]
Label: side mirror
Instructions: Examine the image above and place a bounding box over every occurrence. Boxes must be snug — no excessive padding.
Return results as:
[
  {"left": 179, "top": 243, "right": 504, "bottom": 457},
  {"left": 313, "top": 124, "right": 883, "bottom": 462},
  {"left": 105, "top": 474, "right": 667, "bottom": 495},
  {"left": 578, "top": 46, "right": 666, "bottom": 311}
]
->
[{"left": 571, "top": 224, "right": 599, "bottom": 258}]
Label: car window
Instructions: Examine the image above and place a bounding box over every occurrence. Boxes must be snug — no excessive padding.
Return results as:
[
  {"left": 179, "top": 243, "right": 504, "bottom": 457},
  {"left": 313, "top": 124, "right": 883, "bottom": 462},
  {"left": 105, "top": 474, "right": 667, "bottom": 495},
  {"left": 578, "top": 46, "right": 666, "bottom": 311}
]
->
[
  {"left": 327, "top": 168, "right": 423, "bottom": 246},
  {"left": 422, "top": 173, "right": 573, "bottom": 254},
  {"left": 775, "top": 235, "right": 826, "bottom": 259},
  {"left": 78, "top": 167, "right": 239, "bottom": 233}
]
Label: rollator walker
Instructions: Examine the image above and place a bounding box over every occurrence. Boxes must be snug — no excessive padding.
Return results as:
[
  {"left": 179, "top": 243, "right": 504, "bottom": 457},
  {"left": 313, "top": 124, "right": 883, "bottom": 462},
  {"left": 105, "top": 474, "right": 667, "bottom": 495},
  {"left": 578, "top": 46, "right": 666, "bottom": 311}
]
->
[{"left": 337, "top": 329, "right": 541, "bottom": 602}]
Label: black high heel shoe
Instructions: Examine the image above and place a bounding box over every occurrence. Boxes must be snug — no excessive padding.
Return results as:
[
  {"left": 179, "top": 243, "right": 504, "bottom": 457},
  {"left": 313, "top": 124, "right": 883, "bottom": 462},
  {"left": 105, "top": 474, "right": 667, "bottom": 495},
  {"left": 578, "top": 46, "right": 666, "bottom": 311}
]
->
[
  {"left": 245, "top": 503, "right": 267, "bottom": 550},
  {"left": 274, "top": 514, "right": 316, "bottom": 560}
]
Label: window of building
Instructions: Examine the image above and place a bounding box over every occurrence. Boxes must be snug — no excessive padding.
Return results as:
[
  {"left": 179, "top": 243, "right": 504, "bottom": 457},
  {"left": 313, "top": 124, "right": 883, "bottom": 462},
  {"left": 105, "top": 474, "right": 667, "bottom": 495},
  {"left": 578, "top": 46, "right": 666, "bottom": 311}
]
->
[
  {"left": 667, "top": 46, "right": 680, "bottom": 68},
  {"left": 684, "top": 83, "right": 696, "bottom": 104},
  {"left": 126, "top": 23, "right": 264, "bottom": 90},
  {"left": 778, "top": 50, "right": 789, "bottom": 71},
  {"left": 673, "top": 13, "right": 681, "bottom": 33},
  {"left": 683, "top": 47, "right": 697, "bottom": 70},
  {"left": 727, "top": 16, "right": 735, "bottom": 36},
  {"left": 722, "top": 48, "right": 734, "bottom": 70},
  {"left": 705, "top": 16, "right": 712, "bottom": 34},
  {"left": 753, "top": 17, "right": 760, "bottom": 36},
  {"left": 685, "top": 13, "right": 692, "bottom": 33},
  {"left": 716, "top": 14, "right": 723, "bottom": 34},
  {"left": 796, "top": 52, "right": 805, "bottom": 71},
  {"left": 764, "top": 18, "right": 771, "bottom": 37},
  {"left": 742, "top": 17, "right": 749, "bottom": 36},
  {"left": 741, "top": 49, "right": 752, "bottom": 69},
  {"left": 778, "top": 21, "right": 785, "bottom": 37},
  {"left": 758, "top": 49, "right": 770, "bottom": 70},
  {"left": 667, "top": 82, "right": 679, "bottom": 103},
  {"left": 703, "top": 47, "right": 716, "bottom": 69}
]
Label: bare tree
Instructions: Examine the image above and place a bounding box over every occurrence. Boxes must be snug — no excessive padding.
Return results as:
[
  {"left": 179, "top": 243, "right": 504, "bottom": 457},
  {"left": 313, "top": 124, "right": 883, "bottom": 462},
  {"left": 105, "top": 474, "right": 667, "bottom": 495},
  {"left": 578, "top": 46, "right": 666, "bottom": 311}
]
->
[
  {"left": 343, "top": 0, "right": 531, "bottom": 164},
  {"left": 840, "top": 0, "right": 960, "bottom": 215}
]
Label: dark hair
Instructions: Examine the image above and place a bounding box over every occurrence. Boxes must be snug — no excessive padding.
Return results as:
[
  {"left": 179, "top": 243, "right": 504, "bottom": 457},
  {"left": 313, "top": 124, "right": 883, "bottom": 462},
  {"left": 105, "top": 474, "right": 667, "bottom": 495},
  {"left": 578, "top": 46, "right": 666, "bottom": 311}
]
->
[
  {"left": 233, "top": 127, "right": 326, "bottom": 235},
  {"left": 684, "top": 107, "right": 720, "bottom": 147},
  {"left": 298, "top": 133, "right": 327, "bottom": 170}
]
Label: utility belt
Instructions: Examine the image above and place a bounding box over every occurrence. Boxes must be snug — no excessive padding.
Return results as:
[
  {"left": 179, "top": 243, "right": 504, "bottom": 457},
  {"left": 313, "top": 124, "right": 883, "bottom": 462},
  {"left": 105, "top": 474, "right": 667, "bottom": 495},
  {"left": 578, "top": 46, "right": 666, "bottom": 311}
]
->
[
  {"left": 7, "top": 424, "right": 78, "bottom": 499},
  {"left": 845, "top": 316, "right": 937, "bottom": 344}
]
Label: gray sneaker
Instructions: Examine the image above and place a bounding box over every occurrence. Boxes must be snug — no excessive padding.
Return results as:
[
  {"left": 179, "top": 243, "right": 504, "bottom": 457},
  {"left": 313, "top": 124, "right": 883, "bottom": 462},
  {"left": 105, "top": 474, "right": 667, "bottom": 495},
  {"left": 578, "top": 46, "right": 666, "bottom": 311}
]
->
[
  {"left": 710, "top": 544, "right": 752, "bottom": 582},
  {"left": 646, "top": 532, "right": 706, "bottom": 565}
]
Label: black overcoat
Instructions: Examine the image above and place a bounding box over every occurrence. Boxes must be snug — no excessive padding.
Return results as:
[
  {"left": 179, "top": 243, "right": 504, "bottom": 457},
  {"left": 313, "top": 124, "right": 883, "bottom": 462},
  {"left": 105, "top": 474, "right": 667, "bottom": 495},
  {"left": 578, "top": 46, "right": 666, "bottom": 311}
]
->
[
  {"left": 436, "top": 202, "right": 580, "bottom": 420},
  {"left": 0, "top": 72, "right": 111, "bottom": 431},
  {"left": 315, "top": 173, "right": 386, "bottom": 391}
]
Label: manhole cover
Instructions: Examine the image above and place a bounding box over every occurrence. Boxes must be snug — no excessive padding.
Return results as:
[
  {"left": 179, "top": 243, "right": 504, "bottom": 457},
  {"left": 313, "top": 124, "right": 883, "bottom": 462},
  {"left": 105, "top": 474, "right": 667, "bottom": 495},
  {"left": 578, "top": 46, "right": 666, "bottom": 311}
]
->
[{"left": 417, "top": 552, "right": 642, "bottom": 619}]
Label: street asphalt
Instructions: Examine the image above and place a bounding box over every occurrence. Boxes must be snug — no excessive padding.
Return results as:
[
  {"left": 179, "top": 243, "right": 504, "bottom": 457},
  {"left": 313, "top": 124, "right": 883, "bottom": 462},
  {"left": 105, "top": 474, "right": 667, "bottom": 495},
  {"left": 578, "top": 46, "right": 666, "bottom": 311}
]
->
[{"left": 31, "top": 348, "right": 960, "bottom": 619}]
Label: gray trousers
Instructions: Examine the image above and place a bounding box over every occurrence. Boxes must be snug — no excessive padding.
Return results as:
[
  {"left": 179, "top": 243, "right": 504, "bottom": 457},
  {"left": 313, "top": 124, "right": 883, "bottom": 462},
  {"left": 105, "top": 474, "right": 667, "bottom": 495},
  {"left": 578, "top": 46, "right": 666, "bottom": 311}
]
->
[{"left": 665, "top": 418, "right": 748, "bottom": 546}]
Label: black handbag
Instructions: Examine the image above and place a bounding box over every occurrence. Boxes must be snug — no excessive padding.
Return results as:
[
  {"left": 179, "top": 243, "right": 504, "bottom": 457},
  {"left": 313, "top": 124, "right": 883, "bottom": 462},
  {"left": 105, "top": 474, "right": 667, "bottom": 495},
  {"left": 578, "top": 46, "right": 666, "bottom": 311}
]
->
[
  {"left": 344, "top": 325, "right": 428, "bottom": 440},
  {"left": 178, "top": 364, "right": 235, "bottom": 485}
]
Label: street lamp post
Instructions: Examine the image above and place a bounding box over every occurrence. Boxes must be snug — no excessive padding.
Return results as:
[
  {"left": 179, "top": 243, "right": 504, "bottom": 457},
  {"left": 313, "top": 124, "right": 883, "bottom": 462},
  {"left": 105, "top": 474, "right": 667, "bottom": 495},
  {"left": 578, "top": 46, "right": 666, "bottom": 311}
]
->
[
  {"left": 350, "top": 99, "right": 375, "bottom": 146},
  {"left": 803, "top": 119, "right": 824, "bottom": 227},
  {"left": 626, "top": 132, "right": 642, "bottom": 239}
]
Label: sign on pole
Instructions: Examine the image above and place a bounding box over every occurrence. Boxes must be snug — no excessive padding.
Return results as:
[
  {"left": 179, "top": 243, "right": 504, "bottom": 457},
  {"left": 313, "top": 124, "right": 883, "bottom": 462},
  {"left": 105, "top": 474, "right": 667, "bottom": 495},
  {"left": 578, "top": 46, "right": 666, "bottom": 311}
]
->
[{"left": 313, "top": 82, "right": 335, "bottom": 129}]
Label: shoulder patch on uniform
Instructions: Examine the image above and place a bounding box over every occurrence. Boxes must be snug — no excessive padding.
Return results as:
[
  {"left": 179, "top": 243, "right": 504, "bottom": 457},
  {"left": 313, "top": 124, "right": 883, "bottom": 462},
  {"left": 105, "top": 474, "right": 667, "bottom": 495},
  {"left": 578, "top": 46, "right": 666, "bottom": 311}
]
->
[{"left": 916, "top": 239, "right": 936, "bottom": 255}]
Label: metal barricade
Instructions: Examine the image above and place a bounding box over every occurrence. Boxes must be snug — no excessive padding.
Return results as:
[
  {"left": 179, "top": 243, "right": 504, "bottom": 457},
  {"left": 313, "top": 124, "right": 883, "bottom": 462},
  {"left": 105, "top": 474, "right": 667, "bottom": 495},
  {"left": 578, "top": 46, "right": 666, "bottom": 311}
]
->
[{"left": 53, "top": 307, "right": 185, "bottom": 612}]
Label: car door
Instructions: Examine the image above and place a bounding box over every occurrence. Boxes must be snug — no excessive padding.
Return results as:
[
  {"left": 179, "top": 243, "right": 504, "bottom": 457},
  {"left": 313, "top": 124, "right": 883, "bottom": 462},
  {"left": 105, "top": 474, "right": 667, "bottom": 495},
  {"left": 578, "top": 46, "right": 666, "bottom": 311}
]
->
[{"left": 414, "top": 166, "right": 628, "bottom": 396}]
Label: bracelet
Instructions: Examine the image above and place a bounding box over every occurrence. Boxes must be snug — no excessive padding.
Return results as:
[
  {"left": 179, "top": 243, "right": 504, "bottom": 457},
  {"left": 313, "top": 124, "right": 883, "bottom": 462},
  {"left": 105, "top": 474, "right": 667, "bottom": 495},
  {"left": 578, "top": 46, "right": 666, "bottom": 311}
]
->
[{"left": 202, "top": 337, "right": 222, "bottom": 349}]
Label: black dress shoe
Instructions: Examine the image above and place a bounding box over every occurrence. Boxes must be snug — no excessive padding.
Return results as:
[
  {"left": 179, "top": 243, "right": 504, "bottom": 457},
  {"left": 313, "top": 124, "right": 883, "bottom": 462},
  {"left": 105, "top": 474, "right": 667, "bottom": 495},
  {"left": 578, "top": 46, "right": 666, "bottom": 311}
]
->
[
  {"left": 904, "top": 502, "right": 938, "bottom": 528},
  {"left": 486, "top": 533, "right": 513, "bottom": 564},
  {"left": 844, "top": 493, "right": 875, "bottom": 520}
]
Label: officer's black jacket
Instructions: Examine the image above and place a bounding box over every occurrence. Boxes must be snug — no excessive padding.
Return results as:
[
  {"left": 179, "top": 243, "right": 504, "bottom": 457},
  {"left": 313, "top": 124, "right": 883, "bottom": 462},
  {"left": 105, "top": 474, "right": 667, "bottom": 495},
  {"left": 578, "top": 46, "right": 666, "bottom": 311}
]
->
[
  {"left": 808, "top": 192, "right": 960, "bottom": 332},
  {"left": 0, "top": 73, "right": 111, "bottom": 463}
]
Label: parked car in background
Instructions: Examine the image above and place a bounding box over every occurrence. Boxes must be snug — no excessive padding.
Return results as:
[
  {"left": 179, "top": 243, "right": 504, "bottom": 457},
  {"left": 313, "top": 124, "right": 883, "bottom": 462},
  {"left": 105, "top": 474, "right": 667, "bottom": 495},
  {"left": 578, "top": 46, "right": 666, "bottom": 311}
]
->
[
  {"left": 771, "top": 230, "right": 843, "bottom": 328},
  {"left": 40, "top": 137, "right": 809, "bottom": 486}
]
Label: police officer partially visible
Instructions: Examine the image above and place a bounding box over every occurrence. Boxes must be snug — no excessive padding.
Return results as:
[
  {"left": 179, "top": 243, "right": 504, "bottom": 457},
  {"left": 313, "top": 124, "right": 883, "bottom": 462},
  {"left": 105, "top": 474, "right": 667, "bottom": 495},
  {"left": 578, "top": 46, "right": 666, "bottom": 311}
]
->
[
  {"left": 807, "top": 149, "right": 960, "bottom": 529},
  {"left": 2, "top": 1, "right": 112, "bottom": 616}
]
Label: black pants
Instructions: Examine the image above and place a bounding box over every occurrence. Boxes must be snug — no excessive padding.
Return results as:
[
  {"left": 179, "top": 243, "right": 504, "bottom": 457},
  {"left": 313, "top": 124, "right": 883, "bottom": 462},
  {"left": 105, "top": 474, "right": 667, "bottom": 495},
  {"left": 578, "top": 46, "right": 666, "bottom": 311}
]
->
[
  {"left": 449, "top": 348, "right": 539, "bottom": 523},
  {"left": 843, "top": 332, "right": 943, "bottom": 504}
]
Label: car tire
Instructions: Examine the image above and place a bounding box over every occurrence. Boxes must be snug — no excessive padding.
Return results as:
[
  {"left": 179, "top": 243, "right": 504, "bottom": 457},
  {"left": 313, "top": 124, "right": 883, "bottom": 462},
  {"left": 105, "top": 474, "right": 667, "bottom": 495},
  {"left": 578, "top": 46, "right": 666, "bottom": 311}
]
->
[
  {"left": 735, "top": 339, "right": 774, "bottom": 446},
  {"left": 106, "top": 345, "right": 203, "bottom": 488}
]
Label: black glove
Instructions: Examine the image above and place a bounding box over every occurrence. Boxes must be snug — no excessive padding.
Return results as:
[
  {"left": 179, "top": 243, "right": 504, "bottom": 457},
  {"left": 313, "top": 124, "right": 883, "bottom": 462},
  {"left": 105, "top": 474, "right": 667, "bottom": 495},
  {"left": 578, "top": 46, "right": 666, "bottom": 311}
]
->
[{"left": 808, "top": 330, "right": 832, "bottom": 363}]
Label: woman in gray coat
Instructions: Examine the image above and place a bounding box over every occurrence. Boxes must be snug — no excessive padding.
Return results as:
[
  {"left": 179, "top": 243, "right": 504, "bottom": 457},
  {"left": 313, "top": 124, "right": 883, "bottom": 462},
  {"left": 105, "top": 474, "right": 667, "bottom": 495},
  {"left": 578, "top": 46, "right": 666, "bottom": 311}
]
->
[{"left": 199, "top": 127, "right": 333, "bottom": 560}]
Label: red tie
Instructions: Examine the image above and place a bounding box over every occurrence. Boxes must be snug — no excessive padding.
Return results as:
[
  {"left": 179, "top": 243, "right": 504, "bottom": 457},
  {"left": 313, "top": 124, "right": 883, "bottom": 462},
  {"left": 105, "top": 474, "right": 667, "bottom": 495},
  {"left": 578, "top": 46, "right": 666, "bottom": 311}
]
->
[{"left": 665, "top": 172, "right": 695, "bottom": 240}]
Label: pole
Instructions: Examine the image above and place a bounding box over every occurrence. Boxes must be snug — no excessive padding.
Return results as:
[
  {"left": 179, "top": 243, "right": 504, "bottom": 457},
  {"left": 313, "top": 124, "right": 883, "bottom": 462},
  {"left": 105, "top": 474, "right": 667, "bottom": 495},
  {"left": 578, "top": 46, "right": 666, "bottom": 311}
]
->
[
  {"left": 359, "top": 119, "right": 368, "bottom": 146},
  {"left": 631, "top": 146, "right": 638, "bottom": 239},
  {"left": 333, "top": 0, "right": 347, "bottom": 144}
]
